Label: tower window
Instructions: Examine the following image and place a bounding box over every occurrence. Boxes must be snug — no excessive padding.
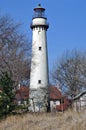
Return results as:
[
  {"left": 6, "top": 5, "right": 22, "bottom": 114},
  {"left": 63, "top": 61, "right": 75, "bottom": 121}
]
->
[
  {"left": 36, "top": 27, "right": 38, "bottom": 30},
  {"left": 38, "top": 80, "right": 41, "bottom": 84},
  {"left": 39, "top": 46, "right": 42, "bottom": 50}
]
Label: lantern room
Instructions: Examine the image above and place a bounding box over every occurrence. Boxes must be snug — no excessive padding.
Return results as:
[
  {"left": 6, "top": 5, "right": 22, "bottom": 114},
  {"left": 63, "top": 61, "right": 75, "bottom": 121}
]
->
[{"left": 33, "top": 4, "right": 46, "bottom": 19}]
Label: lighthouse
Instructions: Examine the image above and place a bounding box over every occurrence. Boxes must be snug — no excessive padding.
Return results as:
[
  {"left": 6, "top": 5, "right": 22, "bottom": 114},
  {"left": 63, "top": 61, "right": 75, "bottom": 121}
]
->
[{"left": 29, "top": 4, "right": 49, "bottom": 112}]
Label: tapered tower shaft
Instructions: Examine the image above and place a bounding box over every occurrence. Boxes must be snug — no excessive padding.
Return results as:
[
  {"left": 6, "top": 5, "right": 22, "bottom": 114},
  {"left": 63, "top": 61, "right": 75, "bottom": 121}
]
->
[{"left": 29, "top": 4, "right": 49, "bottom": 112}]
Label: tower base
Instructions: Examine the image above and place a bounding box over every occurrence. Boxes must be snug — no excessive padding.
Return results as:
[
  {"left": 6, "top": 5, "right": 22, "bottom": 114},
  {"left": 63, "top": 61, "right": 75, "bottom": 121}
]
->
[{"left": 29, "top": 87, "right": 48, "bottom": 112}]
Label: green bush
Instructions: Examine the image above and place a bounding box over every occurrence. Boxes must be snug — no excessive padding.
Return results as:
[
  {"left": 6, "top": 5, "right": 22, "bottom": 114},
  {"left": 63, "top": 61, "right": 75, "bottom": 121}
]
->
[{"left": 0, "top": 72, "right": 15, "bottom": 118}]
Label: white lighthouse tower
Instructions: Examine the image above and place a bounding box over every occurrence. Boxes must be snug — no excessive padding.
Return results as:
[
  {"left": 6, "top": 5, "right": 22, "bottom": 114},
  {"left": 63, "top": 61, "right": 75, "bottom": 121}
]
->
[{"left": 29, "top": 4, "right": 49, "bottom": 112}]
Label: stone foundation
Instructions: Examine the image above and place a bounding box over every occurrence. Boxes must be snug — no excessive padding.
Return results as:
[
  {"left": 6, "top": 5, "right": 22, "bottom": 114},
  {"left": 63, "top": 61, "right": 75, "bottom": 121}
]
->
[{"left": 29, "top": 87, "right": 48, "bottom": 112}]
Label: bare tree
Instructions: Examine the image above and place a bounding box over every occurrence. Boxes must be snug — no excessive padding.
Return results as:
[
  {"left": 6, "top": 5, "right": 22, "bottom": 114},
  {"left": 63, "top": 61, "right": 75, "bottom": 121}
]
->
[
  {"left": 52, "top": 50, "right": 86, "bottom": 97},
  {"left": 0, "top": 15, "right": 31, "bottom": 86}
]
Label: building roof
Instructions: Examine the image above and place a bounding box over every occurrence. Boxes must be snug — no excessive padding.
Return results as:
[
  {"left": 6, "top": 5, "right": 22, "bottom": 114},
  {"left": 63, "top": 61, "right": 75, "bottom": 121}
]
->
[
  {"left": 15, "top": 86, "right": 29, "bottom": 100},
  {"left": 73, "top": 90, "right": 86, "bottom": 100},
  {"left": 49, "top": 86, "right": 62, "bottom": 100},
  {"left": 16, "top": 85, "right": 62, "bottom": 101}
]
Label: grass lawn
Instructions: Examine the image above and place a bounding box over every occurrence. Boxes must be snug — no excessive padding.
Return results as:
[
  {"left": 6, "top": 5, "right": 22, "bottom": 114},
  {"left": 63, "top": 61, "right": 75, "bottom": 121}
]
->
[{"left": 0, "top": 110, "right": 86, "bottom": 130}]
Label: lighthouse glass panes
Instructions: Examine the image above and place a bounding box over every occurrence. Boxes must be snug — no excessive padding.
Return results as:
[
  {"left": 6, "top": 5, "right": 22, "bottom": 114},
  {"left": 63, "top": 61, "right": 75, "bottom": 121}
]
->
[
  {"left": 33, "top": 4, "right": 45, "bottom": 18},
  {"left": 29, "top": 4, "right": 49, "bottom": 112},
  {"left": 34, "top": 9, "right": 44, "bottom": 18}
]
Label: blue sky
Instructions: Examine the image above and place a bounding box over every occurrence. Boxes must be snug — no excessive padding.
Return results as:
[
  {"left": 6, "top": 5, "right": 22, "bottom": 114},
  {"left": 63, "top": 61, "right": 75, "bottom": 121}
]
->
[{"left": 0, "top": 0, "right": 86, "bottom": 71}]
